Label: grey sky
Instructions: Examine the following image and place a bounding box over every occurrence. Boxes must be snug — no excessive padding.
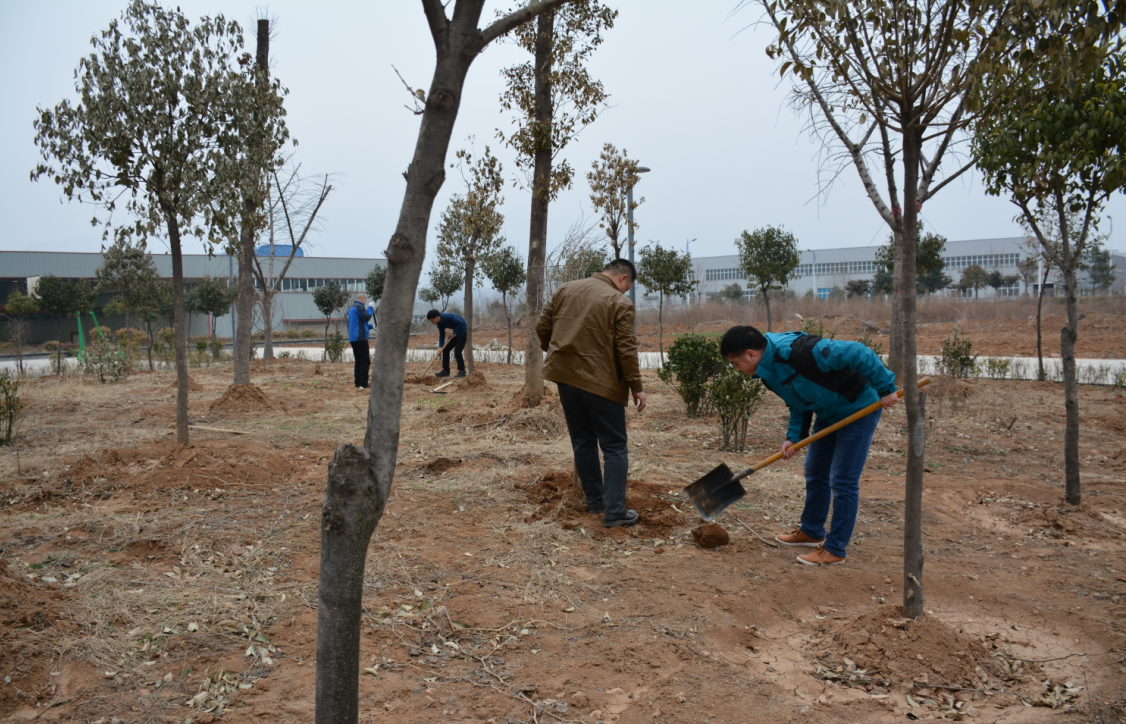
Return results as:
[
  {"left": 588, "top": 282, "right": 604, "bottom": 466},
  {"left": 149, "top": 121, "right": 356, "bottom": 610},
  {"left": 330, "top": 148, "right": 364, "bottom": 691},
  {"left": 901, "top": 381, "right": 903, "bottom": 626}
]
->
[{"left": 2, "top": 1, "right": 1123, "bottom": 268}]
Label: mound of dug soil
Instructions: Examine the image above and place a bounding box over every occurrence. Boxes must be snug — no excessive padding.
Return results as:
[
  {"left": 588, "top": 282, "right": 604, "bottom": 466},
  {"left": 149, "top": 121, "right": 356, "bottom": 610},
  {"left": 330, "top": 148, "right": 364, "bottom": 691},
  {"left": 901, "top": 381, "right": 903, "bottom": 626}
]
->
[
  {"left": 405, "top": 373, "right": 440, "bottom": 386},
  {"left": 807, "top": 609, "right": 1008, "bottom": 688},
  {"left": 0, "top": 559, "right": 64, "bottom": 713},
  {"left": 458, "top": 370, "right": 488, "bottom": 389},
  {"left": 209, "top": 383, "right": 273, "bottom": 412},
  {"left": 169, "top": 374, "right": 203, "bottom": 391},
  {"left": 504, "top": 386, "right": 556, "bottom": 412},
  {"left": 425, "top": 457, "right": 461, "bottom": 474},
  {"left": 517, "top": 470, "right": 687, "bottom": 539},
  {"left": 691, "top": 522, "right": 730, "bottom": 548}
]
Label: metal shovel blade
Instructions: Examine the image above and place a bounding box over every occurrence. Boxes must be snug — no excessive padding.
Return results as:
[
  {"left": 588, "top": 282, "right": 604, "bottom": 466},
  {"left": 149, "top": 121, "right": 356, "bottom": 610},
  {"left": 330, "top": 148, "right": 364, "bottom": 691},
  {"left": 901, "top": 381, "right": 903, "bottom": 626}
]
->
[{"left": 684, "top": 464, "right": 747, "bottom": 522}]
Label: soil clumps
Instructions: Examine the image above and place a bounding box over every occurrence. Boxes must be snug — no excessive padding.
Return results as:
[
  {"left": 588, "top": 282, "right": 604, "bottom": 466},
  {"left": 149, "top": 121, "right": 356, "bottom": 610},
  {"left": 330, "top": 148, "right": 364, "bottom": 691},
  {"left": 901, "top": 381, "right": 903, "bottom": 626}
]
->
[
  {"left": 405, "top": 373, "right": 440, "bottom": 386},
  {"left": 169, "top": 375, "right": 203, "bottom": 392},
  {"left": 458, "top": 370, "right": 488, "bottom": 389},
  {"left": 807, "top": 609, "right": 1008, "bottom": 688},
  {"left": 0, "top": 559, "right": 62, "bottom": 713},
  {"left": 209, "top": 383, "right": 273, "bottom": 412},
  {"left": 425, "top": 457, "right": 461, "bottom": 474},
  {"left": 691, "top": 522, "right": 730, "bottom": 548}
]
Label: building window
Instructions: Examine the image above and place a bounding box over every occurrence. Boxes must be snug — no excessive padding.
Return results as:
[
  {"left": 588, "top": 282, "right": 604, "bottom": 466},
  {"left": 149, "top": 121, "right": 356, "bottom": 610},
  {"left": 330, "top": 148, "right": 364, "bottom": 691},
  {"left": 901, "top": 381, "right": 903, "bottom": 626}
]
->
[
  {"left": 705, "top": 268, "right": 743, "bottom": 281},
  {"left": 942, "top": 253, "right": 1020, "bottom": 271},
  {"left": 817, "top": 287, "right": 832, "bottom": 299},
  {"left": 795, "top": 264, "right": 813, "bottom": 277}
]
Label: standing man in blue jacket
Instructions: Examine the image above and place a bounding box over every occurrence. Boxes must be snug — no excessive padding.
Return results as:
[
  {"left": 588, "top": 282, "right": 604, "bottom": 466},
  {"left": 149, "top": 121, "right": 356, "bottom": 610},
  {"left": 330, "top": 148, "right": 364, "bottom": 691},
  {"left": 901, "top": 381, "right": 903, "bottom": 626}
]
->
[
  {"left": 426, "top": 309, "right": 468, "bottom": 378},
  {"left": 346, "top": 294, "right": 375, "bottom": 389},
  {"left": 720, "top": 325, "right": 898, "bottom": 566}
]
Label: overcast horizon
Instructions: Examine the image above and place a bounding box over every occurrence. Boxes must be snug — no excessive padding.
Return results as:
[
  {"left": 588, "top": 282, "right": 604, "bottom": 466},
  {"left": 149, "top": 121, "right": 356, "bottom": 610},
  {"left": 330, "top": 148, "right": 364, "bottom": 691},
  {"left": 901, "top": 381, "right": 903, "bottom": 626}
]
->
[{"left": 3, "top": 1, "right": 1123, "bottom": 272}]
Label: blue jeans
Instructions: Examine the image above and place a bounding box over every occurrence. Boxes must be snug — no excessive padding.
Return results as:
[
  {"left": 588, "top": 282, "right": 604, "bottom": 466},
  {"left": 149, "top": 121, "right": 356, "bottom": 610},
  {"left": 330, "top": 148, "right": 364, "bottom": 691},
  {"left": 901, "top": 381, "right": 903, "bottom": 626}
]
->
[
  {"left": 556, "top": 382, "right": 629, "bottom": 521},
  {"left": 799, "top": 409, "right": 881, "bottom": 558}
]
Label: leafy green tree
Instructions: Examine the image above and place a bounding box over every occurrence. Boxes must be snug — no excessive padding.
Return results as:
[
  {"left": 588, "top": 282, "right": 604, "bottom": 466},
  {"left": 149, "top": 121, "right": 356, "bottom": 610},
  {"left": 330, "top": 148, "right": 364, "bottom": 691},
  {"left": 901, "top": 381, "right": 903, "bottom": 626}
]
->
[
  {"left": 36, "top": 277, "right": 96, "bottom": 375},
  {"left": 875, "top": 226, "right": 951, "bottom": 295},
  {"left": 435, "top": 146, "right": 506, "bottom": 372},
  {"left": 498, "top": 1, "right": 616, "bottom": 406},
  {"left": 482, "top": 246, "right": 526, "bottom": 364},
  {"left": 987, "top": 270, "right": 1021, "bottom": 296},
  {"left": 96, "top": 238, "right": 159, "bottom": 364},
  {"left": 418, "top": 287, "right": 441, "bottom": 308},
  {"left": 1086, "top": 244, "right": 1116, "bottom": 293},
  {"left": 974, "top": 48, "right": 1126, "bottom": 507},
  {"left": 588, "top": 144, "right": 644, "bottom": 260},
  {"left": 845, "top": 279, "right": 871, "bottom": 299},
  {"left": 134, "top": 276, "right": 174, "bottom": 370},
  {"left": 637, "top": 243, "right": 696, "bottom": 357},
  {"left": 716, "top": 283, "right": 746, "bottom": 304},
  {"left": 425, "top": 264, "right": 463, "bottom": 312},
  {"left": 657, "top": 333, "right": 724, "bottom": 417},
  {"left": 314, "top": 4, "right": 576, "bottom": 721},
  {"left": 312, "top": 282, "right": 350, "bottom": 359},
  {"left": 956, "top": 265, "right": 990, "bottom": 298},
  {"left": 366, "top": 265, "right": 387, "bottom": 306},
  {"left": 735, "top": 226, "right": 800, "bottom": 332},
  {"left": 31, "top": 0, "right": 288, "bottom": 445},
  {"left": 193, "top": 277, "right": 237, "bottom": 354},
  {"left": 3, "top": 290, "right": 40, "bottom": 376}
]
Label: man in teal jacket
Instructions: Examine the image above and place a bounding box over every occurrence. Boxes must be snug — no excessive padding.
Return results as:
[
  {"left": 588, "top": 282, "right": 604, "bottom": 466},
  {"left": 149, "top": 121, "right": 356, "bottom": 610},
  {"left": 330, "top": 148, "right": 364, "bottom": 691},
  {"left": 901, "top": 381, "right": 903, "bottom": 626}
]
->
[{"left": 721, "top": 325, "right": 898, "bottom": 565}]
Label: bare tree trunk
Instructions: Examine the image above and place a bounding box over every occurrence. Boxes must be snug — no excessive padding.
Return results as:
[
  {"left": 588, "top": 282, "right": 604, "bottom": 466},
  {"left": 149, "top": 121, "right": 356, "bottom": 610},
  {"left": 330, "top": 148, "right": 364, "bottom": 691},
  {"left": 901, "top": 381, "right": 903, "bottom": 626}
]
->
[
  {"left": 657, "top": 293, "right": 664, "bottom": 359},
  {"left": 167, "top": 215, "right": 190, "bottom": 446},
  {"left": 522, "top": 10, "right": 554, "bottom": 407},
  {"left": 262, "top": 290, "right": 275, "bottom": 359},
  {"left": 763, "top": 288, "right": 773, "bottom": 332},
  {"left": 1055, "top": 190, "right": 1081, "bottom": 506},
  {"left": 464, "top": 260, "right": 475, "bottom": 373},
  {"left": 1036, "top": 263, "right": 1048, "bottom": 381},
  {"left": 234, "top": 19, "right": 270, "bottom": 386},
  {"left": 504, "top": 294, "right": 513, "bottom": 365},
  {"left": 900, "top": 122, "right": 925, "bottom": 619},
  {"left": 888, "top": 228, "right": 905, "bottom": 380}
]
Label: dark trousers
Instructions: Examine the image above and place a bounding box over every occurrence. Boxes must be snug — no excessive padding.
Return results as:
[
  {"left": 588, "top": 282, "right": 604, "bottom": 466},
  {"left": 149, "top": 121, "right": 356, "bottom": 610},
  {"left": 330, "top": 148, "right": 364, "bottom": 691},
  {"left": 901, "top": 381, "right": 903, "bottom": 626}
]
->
[
  {"left": 351, "top": 341, "right": 371, "bottom": 388},
  {"left": 442, "top": 334, "right": 467, "bottom": 372},
  {"left": 557, "top": 382, "right": 629, "bottom": 521},
  {"left": 799, "top": 409, "right": 881, "bottom": 558}
]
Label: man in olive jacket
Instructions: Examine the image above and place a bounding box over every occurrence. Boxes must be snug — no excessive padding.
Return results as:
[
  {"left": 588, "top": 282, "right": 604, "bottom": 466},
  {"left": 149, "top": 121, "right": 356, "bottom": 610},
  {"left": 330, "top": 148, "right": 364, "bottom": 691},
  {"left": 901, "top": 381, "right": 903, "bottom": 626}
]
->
[{"left": 537, "top": 258, "right": 646, "bottom": 528}]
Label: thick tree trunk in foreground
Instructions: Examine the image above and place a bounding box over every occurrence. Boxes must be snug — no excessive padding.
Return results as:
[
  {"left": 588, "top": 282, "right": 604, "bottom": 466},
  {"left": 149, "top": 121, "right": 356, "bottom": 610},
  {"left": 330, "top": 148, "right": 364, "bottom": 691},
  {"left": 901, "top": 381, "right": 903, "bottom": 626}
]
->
[
  {"left": 167, "top": 215, "right": 190, "bottom": 446},
  {"left": 522, "top": 10, "right": 554, "bottom": 407},
  {"left": 465, "top": 260, "right": 475, "bottom": 373},
  {"left": 899, "top": 121, "right": 925, "bottom": 619}
]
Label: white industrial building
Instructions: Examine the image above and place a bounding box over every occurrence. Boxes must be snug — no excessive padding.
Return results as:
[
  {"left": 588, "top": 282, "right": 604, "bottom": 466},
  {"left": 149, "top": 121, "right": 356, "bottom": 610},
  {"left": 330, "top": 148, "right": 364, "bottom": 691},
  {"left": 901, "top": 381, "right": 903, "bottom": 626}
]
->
[{"left": 635, "top": 236, "right": 1123, "bottom": 306}]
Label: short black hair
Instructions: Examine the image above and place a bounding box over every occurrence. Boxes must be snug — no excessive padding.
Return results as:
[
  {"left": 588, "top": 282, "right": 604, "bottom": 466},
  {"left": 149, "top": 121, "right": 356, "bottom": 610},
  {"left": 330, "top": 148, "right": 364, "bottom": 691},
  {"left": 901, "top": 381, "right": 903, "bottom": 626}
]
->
[
  {"left": 426, "top": 309, "right": 441, "bottom": 320},
  {"left": 603, "top": 257, "right": 636, "bottom": 282},
  {"left": 720, "top": 325, "right": 767, "bottom": 357}
]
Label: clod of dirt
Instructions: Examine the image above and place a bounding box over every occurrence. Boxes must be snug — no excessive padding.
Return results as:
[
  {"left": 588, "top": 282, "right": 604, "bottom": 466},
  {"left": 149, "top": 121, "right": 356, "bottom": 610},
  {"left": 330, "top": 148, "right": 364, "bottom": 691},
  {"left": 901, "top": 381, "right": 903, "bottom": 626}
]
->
[
  {"left": 209, "top": 384, "right": 273, "bottom": 413},
  {"left": 458, "top": 370, "right": 488, "bottom": 389},
  {"left": 405, "top": 373, "right": 440, "bottom": 386},
  {"left": 169, "top": 375, "right": 203, "bottom": 392},
  {"left": 517, "top": 471, "right": 687, "bottom": 539},
  {"left": 313, "top": 363, "right": 323, "bottom": 375},
  {"left": 691, "top": 523, "right": 730, "bottom": 548},
  {"left": 425, "top": 457, "right": 461, "bottom": 474},
  {"left": 505, "top": 386, "right": 556, "bottom": 411}
]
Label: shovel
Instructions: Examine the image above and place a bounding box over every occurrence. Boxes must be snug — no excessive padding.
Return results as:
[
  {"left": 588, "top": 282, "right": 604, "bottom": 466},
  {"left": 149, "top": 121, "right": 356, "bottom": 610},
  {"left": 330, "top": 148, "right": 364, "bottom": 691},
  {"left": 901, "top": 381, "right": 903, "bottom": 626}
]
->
[
  {"left": 421, "top": 337, "right": 455, "bottom": 376},
  {"left": 684, "top": 377, "right": 932, "bottom": 521}
]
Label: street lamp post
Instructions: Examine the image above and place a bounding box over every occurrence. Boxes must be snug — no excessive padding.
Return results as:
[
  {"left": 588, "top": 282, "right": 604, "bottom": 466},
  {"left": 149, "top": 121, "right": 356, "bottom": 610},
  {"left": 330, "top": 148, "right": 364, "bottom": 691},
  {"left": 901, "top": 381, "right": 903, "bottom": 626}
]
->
[{"left": 627, "top": 166, "right": 650, "bottom": 309}]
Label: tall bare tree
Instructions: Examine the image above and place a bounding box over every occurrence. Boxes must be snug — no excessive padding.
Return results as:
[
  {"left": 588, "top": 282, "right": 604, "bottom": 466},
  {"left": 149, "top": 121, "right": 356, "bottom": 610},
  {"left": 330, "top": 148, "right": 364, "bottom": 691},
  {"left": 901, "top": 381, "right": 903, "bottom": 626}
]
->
[
  {"left": 315, "top": 3, "right": 574, "bottom": 722},
  {"left": 498, "top": 0, "right": 615, "bottom": 406},
  {"left": 32, "top": 1, "right": 287, "bottom": 444},
  {"left": 253, "top": 161, "right": 333, "bottom": 359}
]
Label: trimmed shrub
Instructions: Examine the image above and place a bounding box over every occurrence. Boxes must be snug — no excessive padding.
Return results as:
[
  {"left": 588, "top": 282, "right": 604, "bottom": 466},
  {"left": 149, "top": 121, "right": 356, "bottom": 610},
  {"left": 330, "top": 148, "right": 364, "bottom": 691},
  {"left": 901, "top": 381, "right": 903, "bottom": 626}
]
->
[
  {"left": 657, "top": 333, "right": 724, "bottom": 417},
  {"left": 708, "top": 366, "right": 766, "bottom": 452},
  {"left": 0, "top": 370, "right": 20, "bottom": 444},
  {"left": 939, "top": 331, "right": 977, "bottom": 378},
  {"left": 325, "top": 332, "right": 347, "bottom": 363}
]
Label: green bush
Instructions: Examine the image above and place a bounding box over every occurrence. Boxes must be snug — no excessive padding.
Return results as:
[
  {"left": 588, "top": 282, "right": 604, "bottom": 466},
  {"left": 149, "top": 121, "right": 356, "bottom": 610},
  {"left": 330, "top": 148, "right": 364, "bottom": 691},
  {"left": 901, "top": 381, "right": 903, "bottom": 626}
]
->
[
  {"left": 209, "top": 339, "right": 224, "bottom": 360},
  {"left": 278, "top": 350, "right": 293, "bottom": 359},
  {"left": 801, "top": 318, "right": 836, "bottom": 339},
  {"left": 0, "top": 370, "right": 20, "bottom": 444},
  {"left": 708, "top": 366, "right": 766, "bottom": 452},
  {"left": 983, "top": 357, "right": 1011, "bottom": 380},
  {"left": 939, "top": 331, "right": 978, "bottom": 378},
  {"left": 81, "top": 336, "right": 131, "bottom": 383},
  {"left": 43, "top": 340, "right": 59, "bottom": 352},
  {"left": 657, "top": 333, "right": 724, "bottom": 417},
  {"left": 325, "top": 332, "right": 347, "bottom": 363},
  {"left": 857, "top": 331, "right": 884, "bottom": 357}
]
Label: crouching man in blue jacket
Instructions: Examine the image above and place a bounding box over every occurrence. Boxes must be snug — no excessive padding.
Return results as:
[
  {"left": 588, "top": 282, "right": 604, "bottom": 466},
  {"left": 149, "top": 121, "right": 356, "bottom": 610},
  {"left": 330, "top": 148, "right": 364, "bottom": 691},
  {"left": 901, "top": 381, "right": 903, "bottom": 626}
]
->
[
  {"left": 347, "top": 294, "right": 375, "bottom": 389},
  {"left": 721, "top": 325, "right": 899, "bottom": 566},
  {"left": 426, "top": 309, "right": 468, "bottom": 378}
]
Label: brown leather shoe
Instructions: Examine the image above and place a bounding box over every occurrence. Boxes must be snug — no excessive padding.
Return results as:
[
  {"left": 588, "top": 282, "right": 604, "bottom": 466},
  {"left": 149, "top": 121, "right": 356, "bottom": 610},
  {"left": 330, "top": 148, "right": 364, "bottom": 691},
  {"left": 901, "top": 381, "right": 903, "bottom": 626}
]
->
[
  {"left": 775, "top": 529, "right": 825, "bottom": 548},
  {"left": 796, "top": 546, "right": 845, "bottom": 566}
]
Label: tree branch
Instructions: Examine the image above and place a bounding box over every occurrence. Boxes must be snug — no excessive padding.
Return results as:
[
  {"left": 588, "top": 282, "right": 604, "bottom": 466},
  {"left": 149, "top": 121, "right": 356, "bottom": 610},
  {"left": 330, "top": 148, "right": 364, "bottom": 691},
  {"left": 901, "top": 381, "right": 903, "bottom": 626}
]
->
[
  {"left": 479, "top": 0, "right": 574, "bottom": 50},
  {"left": 421, "top": 0, "right": 449, "bottom": 42}
]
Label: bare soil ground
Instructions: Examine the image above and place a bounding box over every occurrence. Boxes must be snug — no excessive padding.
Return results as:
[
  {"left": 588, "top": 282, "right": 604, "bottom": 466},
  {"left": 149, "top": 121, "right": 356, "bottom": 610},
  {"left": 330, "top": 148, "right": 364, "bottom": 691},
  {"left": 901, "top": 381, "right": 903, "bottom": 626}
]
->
[
  {"left": 1, "top": 350, "right": 1125, "bottom": 724},
  {"left": 454, "top": 312, "right": 1126, "bottom": 359}
]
